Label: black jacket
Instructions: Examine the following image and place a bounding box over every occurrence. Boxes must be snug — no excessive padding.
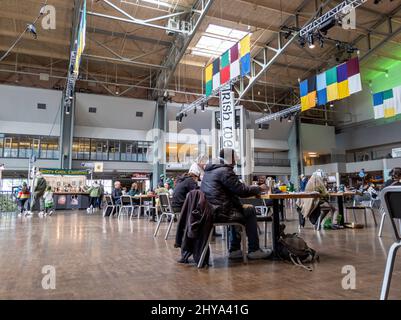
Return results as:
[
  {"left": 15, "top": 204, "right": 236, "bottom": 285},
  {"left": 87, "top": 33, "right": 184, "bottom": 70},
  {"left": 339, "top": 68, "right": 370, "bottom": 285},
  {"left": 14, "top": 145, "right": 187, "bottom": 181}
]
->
[
  {"left": 175, "top": 189, "right": 215, "bottom": 267},
  {"left": 200, "top": 162, "right": 260, "bottom": 220},
  {"left": 172, "top": 175, "right": 198, "bottom": 209}
]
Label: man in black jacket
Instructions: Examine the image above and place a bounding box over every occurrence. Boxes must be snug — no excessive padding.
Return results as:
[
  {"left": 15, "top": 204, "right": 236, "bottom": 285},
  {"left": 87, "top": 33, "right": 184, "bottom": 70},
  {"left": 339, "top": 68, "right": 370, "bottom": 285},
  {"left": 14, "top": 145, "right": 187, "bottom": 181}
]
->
[
  {"left": 172, "top": 166, "right": 200, "bottom": 213},
  {"left": 201, "top": 148, "right": 271, "bottom": 260},
  {"left": 112, "top": 181, "right": 123, "bottom": 205}
]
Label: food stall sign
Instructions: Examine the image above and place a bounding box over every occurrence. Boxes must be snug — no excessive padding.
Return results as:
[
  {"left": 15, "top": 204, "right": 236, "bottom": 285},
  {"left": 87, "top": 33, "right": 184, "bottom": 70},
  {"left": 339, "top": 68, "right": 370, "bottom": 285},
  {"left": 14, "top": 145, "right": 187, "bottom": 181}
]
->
[
  {"left": 40, "top": 168, "right": 89, "bottom": 176},
  {"left": 81, "top": 162, "right": 95, "bottom": 168},
  {"left": 132, "top": 173, "right": 150, "bottom": 180}
]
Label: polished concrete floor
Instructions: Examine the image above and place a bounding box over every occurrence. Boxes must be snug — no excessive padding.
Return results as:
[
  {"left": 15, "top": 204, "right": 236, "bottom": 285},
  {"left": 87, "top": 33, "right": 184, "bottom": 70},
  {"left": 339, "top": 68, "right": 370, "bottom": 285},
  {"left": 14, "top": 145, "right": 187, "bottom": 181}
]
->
[{"left": 0, "top": 208, "right": 400, "bottom": 300}]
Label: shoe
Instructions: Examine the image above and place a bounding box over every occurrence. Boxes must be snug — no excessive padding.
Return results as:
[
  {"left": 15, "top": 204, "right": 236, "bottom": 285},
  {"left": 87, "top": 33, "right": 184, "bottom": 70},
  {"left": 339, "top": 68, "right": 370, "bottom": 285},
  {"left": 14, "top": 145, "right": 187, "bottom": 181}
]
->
[
  {"left": 248, "top": 248, "right": 273, "bottom": 260},
  {"left": 24, "top": 211, "right": 32, "bottom": 216},
  {"left": 228, "top": 250, "right": 243, "bottom": 260},
  {"left": 38, "top": 211, "right": 45, "bottom": 217},
  {"left": 48, "top": 210, "right": 54, "bottom": 216},
  {"left": 86, "top": 207, "right": 91, "bottom": 213},
  {"left": 331, "top": 224, "right": 344, "bottom": 230}
]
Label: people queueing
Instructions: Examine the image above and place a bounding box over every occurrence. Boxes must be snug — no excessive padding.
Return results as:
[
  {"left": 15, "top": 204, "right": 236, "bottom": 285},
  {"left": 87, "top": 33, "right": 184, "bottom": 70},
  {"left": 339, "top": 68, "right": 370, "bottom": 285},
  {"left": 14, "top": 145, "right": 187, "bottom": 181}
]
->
[
  {"left": 43, "top": 186, "right": 54, "bottom": 216},
  {"left": 87, "top": 181, "right": 101, "bottom": 214},
  {"left": 17, "top": 182, "right": 30, "bottom": 216},
  {"left": 29, "top": 172, "right": 47, "bottom": 217},
  {"left": 201, "top": 148, "right": 271, "bottom": 260}
]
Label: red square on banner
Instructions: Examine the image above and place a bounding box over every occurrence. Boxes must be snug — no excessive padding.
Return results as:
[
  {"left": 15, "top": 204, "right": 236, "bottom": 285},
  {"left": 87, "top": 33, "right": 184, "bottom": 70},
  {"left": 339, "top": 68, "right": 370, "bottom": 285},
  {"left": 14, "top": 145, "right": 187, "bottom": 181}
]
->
[{"left": 220, "top": 66, "right": 230, "bottom": 85}]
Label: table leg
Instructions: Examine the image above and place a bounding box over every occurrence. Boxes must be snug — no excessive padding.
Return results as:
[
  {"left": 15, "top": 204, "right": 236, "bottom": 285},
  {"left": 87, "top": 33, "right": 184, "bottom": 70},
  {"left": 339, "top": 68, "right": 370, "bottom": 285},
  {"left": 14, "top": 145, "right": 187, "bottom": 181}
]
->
[
  {"left": 279, "top": 199, "right": 285, "bottom": 221},
  {"left": 337, "top": 196, "right": 344, "bottom": 225},
  {"left": 272, "top": 199, "right": 280, "bottom": 258}
]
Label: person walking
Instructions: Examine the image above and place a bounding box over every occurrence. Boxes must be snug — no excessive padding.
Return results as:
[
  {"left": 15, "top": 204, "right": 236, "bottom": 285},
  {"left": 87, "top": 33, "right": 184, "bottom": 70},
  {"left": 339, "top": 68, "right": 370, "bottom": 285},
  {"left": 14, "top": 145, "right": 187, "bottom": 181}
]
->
[
  {"left": 17, "top": 182, "right": 30, "bottom": 216},
  {"left": 29, "top": 172, "right": 47, "bottom": 217},
  {"left": 43, "top": 186, "right": 54, "bottom": 216},
  {"left": 87, "top": 181, "right": 101, "bottom": 214}
]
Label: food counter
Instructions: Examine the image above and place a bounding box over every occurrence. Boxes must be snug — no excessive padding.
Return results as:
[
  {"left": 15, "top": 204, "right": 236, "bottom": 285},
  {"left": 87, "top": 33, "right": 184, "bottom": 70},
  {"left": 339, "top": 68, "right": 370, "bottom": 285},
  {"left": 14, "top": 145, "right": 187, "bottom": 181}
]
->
[{"left": 53, "top": 192, "right": 90, "bottom": 210}]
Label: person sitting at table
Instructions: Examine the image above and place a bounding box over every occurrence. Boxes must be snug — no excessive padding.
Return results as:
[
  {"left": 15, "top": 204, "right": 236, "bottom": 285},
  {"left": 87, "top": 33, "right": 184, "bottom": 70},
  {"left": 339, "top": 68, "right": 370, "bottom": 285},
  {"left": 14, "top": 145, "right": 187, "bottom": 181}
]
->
[
  {"left": 384, "top": 167, "right": 401, "bottom": 187},
  {"left": 128, "top": 182, "right": 140, "bottom": 205},
  {"left": 300, "top": 174, "right": 308, "bottom": 192},
  {"left": 201, "top": 148, "right": 271, "bottom": 260},
  {"left": 172, "top": 167, "right": 200, "bottom": 213},
  {"left": 299, "top": 172, "right": 342, "bottom": 230},
  {"left": 112, "top": 181, "right": 123, "bottom": 205}
]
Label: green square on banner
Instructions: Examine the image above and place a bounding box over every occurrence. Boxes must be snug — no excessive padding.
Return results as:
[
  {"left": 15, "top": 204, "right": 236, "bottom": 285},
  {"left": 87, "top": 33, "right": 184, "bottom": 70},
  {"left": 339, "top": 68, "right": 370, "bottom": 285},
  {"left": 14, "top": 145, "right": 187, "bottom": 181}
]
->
[
  {"left": 383, "top": 89, "right": 394, "bottom": 100},
  {"left": 205, "top": 81, "right": 212, "bottom": 96},
  {"left": 326, "top": 67, "right": 337, "bottom": 86},
  {"left": 221, "top": 51, "right": 230, "bottom": 69}
]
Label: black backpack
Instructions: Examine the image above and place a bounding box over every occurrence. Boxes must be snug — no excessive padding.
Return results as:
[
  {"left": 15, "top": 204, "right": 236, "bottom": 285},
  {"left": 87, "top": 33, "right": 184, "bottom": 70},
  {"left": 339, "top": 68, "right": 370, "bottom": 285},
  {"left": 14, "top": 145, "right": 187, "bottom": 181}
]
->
[{"left": 277, "top": 224, "right": 319, "bottom": 271}]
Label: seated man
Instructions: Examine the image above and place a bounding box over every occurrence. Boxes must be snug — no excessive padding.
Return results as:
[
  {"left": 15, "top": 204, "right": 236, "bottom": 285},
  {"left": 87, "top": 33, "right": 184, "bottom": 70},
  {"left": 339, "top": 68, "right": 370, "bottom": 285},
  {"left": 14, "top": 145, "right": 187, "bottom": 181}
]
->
[
  {"left": 112, "top": 181, "right": 123, "bottom": 205},
  {"left": 201, "top": 148, "right": 271, "bottom": 260},
  {"left": 172, "top": 166, "right": 200, "bottom": 213}
]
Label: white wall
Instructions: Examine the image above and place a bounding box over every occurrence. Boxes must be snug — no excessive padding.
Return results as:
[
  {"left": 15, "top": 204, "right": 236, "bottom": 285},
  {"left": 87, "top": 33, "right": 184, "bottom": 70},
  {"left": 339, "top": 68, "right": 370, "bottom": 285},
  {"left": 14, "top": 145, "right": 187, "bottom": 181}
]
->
[
  {"left": 75, "top": 93, "right": 156, "bottom": 130},
  {"left": 0, "top": 84, "right": 62, "bottom": 136},
  {"left": 1, "top": 159, "right": 60, "bottom": 171}
]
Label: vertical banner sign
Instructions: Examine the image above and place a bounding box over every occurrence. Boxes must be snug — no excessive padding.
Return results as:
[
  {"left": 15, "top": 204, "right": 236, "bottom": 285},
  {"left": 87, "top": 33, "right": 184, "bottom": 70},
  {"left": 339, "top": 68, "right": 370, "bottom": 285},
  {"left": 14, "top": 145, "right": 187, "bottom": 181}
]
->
[{"left": 220, "top": 85, "right": 236, "bottom": 149}]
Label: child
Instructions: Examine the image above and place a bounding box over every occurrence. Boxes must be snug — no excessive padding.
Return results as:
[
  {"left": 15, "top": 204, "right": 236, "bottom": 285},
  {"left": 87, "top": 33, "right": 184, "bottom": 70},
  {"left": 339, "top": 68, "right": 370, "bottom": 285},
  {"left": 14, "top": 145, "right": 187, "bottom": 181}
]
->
[
  {"left": 43, "top": 186, "right": 54, "bottom": 216},
  {"left": 17, "top": 183, "right": 30, "bottom": 215}
]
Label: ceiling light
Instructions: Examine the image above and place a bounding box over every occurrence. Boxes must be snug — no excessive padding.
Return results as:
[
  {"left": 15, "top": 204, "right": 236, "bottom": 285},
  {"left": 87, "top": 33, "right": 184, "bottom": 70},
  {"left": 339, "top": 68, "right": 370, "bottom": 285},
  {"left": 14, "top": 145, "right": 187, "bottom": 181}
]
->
[
  {"left": 308, "top": 34, "right": 315, "bottom": 49},
  {"left": 330, "top": 103, "right": 334, "bottom": 108},
  {"left": 194, "top": 108, "right": 197, "bottom": 114},
  {"left": 298, "top": 36, "right": 306, "bottom": 48},
  {"left": 258, "top": 124, "right": 262, "bottom": 130},
  {"left": 201, "top": 104, "right": 205, "bottom": 112},
  {"left": 288, "top": 115, "right": 292, "bottom": 122}
]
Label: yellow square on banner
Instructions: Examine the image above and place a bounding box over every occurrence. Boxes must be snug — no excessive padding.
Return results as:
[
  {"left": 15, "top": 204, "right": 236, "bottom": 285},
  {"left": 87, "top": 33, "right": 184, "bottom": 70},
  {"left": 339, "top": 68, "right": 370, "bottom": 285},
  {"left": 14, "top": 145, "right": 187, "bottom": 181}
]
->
[
  {"left": 384, "top": 107, "right": 396, "bottom": 118},
  {"left": 301, "top": 96, "right": 309, "bottom": 111},
  {"left": 240, "top": 34, "right": 250, "bottom": 57},
  {"left": 205, "top": 64, "right": 213, "bottom": 82},
  {"left": 327, "top": 83, "right": 338, "bottom": 102},
  {"left": 337, "top": 80, "right": 350, "bottom": 99}
]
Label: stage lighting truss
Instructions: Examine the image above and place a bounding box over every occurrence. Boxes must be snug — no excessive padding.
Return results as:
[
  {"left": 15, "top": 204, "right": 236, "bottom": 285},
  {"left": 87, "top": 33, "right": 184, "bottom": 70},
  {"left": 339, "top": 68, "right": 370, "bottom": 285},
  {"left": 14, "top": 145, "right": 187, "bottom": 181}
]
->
[{"left": 299, "top": 0, "right": 367, "bottom": 37}]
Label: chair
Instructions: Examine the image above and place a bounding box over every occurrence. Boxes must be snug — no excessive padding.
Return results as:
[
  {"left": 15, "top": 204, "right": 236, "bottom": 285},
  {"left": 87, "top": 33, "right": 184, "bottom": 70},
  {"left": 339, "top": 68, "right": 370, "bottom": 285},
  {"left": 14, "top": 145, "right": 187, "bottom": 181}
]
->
[
  {"left": 344, "top": 194, "right": 377, "bottom": 227},
  {"left": 379, "top": 186, "right": 401, "bottom": 299},
  {"left": 153, "top": 193, "right": 177, "bottom": 240},
  {"left": 118, "top": 195, "right": 136, "bottom": 219},
  {"left": 197, "top": 222, "right": 248, "bottom": 268},
  {"left": 240, "top": 198, "right": 271, "bottom": 248},
  {"left": 103, "top": 195, "right": 117, "bottom": 217}
]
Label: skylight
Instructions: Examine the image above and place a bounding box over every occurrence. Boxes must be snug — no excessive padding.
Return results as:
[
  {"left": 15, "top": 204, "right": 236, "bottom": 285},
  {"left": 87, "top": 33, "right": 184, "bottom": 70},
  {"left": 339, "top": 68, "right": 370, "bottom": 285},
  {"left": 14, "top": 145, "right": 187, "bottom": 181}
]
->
[{"left": 192, "top": 24, "right": 248, "bottom": 58}]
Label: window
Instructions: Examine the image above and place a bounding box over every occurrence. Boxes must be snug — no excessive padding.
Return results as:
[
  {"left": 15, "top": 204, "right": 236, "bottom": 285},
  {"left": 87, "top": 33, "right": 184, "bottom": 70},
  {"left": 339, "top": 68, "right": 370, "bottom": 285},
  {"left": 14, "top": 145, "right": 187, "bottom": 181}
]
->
[
  {"left": 192, "top": 24, "right": 248, "bottom": 57},
  {"left": 136, "top": 112, "right": 143, "bottom": 117},
  {"left": 89, "top": 107, "right": 97, "bottom": 113},
  {"left": 37, "top": 103, "right": 47, "bottom": 110},
  {"left": 0, "top": 134, "right": 59, "bottom": 159}
]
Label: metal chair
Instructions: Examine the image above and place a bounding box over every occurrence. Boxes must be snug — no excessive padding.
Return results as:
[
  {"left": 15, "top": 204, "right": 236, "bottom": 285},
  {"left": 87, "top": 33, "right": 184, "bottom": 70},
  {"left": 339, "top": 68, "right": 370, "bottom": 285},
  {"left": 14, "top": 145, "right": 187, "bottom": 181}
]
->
[
  {"left": 103, "top": 195, "right": 116, "bottom": 217},
  {"left": 118, "top": 195, "right": 136, "bottom": 219},
  {"left": 345, "top": 194, "right": 377, "bottom": 227},
  {"left": 379, "top": 186, "right": 401, "bottom": 300},
  {"left": 153, "top": 193, "right": 177, "bottom": 240},
  {"left": 378, "top": 206, "right": 401, "bottom": 237},
  {"left": 198, "top": 222, "right": 248, "bottom": 268}
]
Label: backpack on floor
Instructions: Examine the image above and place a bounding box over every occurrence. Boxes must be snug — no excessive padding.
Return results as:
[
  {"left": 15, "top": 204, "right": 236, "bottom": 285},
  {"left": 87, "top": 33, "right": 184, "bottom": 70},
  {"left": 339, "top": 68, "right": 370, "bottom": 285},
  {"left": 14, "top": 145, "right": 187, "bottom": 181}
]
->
[{"left": 277, "top": 224, "right": 319, "bottom": 271}]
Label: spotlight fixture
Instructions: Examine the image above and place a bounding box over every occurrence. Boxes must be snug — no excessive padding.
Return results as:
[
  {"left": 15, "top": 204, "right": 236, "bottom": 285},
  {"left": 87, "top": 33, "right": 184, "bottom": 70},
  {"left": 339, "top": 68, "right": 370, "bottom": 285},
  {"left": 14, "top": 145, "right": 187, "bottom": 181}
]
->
[
  {"left": 287, "top": 115, "right": 292, "bottom": 122},
  {"left": 258, "top": 124, "right": 262, "bottom": 130},
  {"left": 329, "top": 103, "right": 334, "bottom": 108},
  {"left": 26, "top": 24, "right": 37, "bottom": 39},
  {"left": 194, "top": 107, "right": 197, "bottom": 114},
  {"left": 115, "top": 86, "right": 119, "bottom": 95},
  {"left": 318, "top": 34, "right": 324, "bottom": 48},
  {"left": 201, "top": 103, "right": 205, "bottom": 112},
  {"left": 307, "top": 33, "right": 315, "bottom": 49},
  {"left": 279, "top": 116, "right": 283, "bottom": 123}
]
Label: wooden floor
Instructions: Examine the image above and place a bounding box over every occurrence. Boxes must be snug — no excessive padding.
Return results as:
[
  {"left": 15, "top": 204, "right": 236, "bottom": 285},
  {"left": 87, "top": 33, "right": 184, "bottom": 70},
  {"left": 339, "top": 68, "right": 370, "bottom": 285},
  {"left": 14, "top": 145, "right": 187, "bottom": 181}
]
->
[{"left": 0, "top": 208, "right": 400, "bottom": 300}]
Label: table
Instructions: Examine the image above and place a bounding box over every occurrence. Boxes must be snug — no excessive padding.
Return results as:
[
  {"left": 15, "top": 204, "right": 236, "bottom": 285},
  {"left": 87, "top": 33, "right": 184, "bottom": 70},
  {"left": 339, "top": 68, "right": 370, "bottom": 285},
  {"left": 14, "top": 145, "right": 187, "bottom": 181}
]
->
[
  {"left": 132, "top": 194, "right": 157, "bottom": 218},
  {"left": 328, "top": 191, "right": 357, "bottom": 225},
  {"left": 260, "top": 192, "right": 320, "bottom": 258}
]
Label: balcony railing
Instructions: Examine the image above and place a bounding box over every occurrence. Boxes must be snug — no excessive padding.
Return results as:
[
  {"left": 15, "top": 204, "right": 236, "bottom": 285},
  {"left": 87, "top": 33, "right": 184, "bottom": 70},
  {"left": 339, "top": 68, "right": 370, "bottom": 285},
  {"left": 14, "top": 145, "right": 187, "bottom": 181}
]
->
[{"left": 254, "top": 159, "right": 290, "bottom": 167}]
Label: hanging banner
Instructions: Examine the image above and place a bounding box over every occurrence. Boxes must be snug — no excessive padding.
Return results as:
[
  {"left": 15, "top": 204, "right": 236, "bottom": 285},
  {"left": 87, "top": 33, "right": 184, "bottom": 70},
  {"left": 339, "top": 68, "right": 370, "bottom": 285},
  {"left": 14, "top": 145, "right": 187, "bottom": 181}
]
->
[{"left": 220, "top": 85, "right": 236, "bottom": 149}]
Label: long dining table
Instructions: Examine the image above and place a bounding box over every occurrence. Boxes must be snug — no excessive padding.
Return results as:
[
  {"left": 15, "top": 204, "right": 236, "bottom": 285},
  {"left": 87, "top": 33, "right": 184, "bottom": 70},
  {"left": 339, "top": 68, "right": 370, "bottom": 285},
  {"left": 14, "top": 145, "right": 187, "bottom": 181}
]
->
[{"left": 259, "top": 192, "right": 320, "bottom": 258}]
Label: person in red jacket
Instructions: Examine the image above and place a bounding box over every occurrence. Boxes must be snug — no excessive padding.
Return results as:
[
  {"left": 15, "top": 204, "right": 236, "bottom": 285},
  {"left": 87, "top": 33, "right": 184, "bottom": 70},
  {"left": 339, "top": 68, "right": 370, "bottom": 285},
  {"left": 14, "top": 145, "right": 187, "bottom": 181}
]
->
[{"left": 17, "top": 182, "right": 31, "bottom": 215}]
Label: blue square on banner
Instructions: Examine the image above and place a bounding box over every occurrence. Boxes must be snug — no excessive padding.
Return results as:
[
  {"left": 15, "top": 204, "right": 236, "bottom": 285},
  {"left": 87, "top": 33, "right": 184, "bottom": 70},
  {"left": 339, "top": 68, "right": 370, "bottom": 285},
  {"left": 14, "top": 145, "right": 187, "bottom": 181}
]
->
[
  {"left": 372, "top": 92, "right": 384, "bottom": 106},
  {"left": 317, "top": 89, "right": 327, "bottom": 106},
  {"left": 300, "top": 80, "right": 308, "bottom": 97},
  {"left": 240, "top": 53, "right": 250, "bottom": 76}
]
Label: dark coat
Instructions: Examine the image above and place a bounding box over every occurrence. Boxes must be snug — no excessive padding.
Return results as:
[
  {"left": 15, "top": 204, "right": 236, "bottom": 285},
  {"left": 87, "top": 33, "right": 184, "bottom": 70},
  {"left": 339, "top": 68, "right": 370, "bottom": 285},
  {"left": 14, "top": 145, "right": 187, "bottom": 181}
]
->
[
  {"left": 200, "top": 162, "right": 260, "bottom": 221},
  {"left": 112, "top": 188, "right": 122, "bottom": 203},
  {"left": 175, "top": 190, "right": 215, "bottom": 267},
  {"left": 171, "top": 175, "right": 198, "bottom": 210}
]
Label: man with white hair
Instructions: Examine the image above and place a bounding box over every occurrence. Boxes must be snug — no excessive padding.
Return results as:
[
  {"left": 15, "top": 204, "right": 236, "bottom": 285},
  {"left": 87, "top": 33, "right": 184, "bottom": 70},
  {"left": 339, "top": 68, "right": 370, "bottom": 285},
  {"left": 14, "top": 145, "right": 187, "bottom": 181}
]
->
[{"left": 171, "top": 166, "right": 200, "bottom": 213}]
